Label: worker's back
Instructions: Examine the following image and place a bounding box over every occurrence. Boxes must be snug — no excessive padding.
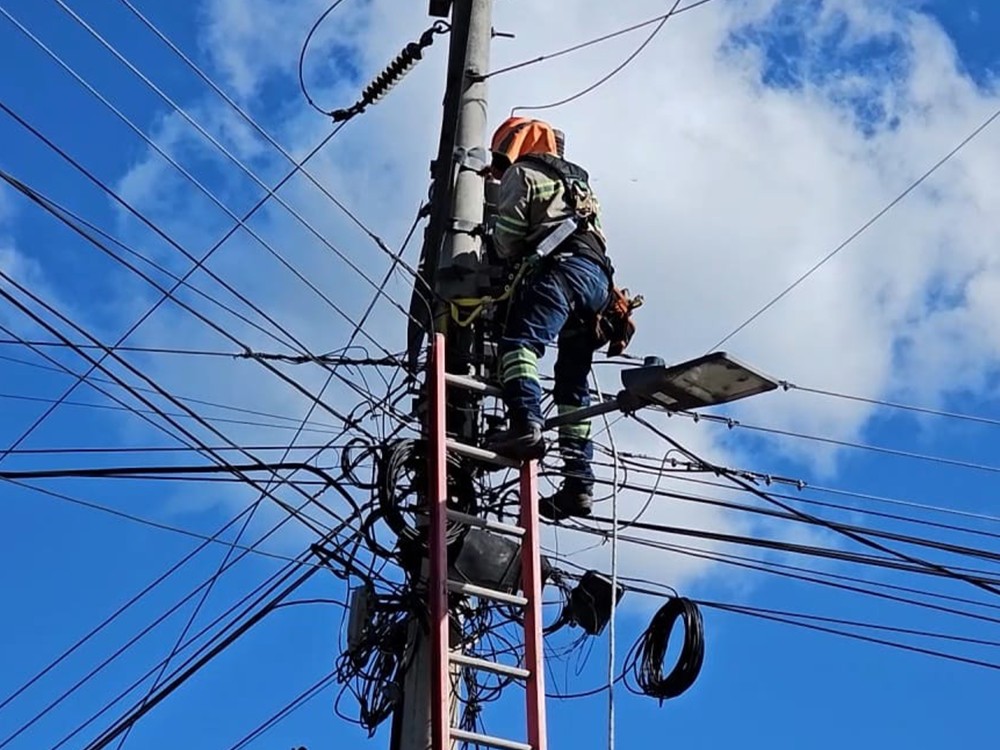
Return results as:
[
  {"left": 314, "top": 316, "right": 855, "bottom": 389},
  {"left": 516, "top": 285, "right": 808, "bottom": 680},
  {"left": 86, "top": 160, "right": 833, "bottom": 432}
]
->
[{"left": 493, "top": 156, "right": 606, "bottom": 260}]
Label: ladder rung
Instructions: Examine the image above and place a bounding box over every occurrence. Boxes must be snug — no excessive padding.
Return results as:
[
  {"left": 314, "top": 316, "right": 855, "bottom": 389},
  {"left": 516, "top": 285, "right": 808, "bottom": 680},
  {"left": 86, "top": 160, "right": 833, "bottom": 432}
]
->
[
  {"left": 447, "top": 580, "right": 528, "bottom": 606},
  {"left": 449, "top": 652, "right": 530, "bottom": 679},
  {"left": 444, "top": 372, "right": 503, "bottom": 396},
  {"left": 446, "top": 509, "right": 525, "bottom": 537},
  {"left": 446, "top": 439, "right": 520, "bottom": 469},
  {"left": 451, "top": 729, "right": 531, "bottom": 750}
]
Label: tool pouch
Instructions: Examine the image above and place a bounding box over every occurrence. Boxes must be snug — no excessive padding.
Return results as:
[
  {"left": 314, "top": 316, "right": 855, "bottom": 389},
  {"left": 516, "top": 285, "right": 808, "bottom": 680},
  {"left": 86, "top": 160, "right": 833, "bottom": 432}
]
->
[{"left": 594, "top": 287, "right": 643, "bottom": 357}]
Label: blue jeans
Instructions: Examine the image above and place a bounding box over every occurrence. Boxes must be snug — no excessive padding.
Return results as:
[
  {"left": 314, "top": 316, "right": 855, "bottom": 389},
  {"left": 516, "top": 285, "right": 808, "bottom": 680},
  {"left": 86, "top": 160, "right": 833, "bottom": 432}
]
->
[{"left": 498, "top": 254, "right": 610, "bottom": 491}]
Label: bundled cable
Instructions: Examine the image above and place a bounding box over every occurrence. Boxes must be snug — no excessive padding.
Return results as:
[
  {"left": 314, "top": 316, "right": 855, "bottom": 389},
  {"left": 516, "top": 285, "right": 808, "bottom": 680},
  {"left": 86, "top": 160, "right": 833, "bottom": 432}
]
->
[
  {"left": 623, "top": 597, "right": 704, "bottom": 703},
  {"left": 333, "top": 595, "right": 409, "bottom": 735},
  {"left": 375, "top": 439, "right": 474, "bottom": 554}
]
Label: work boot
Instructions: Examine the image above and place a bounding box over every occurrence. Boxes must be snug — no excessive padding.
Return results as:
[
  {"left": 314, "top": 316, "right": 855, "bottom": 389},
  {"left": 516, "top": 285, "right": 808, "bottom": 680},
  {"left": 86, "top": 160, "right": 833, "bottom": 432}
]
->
[
  {"left": 486, "top": 419, "right": 546, "bottom": 461},
  {"left": 539, "top": 486, "right": 593, "bottom": 521}
]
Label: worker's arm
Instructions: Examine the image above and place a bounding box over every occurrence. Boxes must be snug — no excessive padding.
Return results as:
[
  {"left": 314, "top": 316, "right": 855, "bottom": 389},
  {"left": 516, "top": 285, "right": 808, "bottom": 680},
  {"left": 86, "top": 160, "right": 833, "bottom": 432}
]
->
[{"left": 493, "top": 165, "right": 533, "bottom": 259}]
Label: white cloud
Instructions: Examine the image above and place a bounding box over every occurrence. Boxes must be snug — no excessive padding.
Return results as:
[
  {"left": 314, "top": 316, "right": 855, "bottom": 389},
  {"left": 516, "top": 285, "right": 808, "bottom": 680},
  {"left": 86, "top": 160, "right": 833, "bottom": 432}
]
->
[{"left": 65, "top": 0, "right": 1000, "bottom": 593}]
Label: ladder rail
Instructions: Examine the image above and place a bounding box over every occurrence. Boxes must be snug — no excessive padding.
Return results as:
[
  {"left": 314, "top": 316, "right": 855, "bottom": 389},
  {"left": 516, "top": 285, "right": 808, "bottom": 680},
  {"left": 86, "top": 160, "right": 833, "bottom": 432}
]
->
[
  {"left": 428, "top": 333, "right": 451, "bottom": 750},
  {"left": 427, "top": 332, "right": 548, "bottom": 750},
  {"left": 520, "top": 460, "right": 548, "bottom": 750}
]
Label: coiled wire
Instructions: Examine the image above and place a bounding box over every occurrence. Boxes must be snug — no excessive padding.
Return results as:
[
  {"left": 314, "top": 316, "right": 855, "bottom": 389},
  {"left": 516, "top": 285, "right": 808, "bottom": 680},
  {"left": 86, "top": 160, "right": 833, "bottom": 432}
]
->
[
  {"left": 623, "top": 597, "right": 705, "bottom": 703},
  {"left": 375, "top": 438, "right": 473, "bottom": 554}
]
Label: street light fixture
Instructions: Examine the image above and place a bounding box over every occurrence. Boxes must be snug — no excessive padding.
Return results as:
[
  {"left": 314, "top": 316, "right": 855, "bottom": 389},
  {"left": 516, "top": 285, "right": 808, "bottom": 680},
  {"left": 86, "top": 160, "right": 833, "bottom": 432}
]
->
[
  {"left": 544, "top": 351, "right": 778, "bottom": 431},
  {"left": 619, "top": 351, "right": 779, "bottom": 411}
]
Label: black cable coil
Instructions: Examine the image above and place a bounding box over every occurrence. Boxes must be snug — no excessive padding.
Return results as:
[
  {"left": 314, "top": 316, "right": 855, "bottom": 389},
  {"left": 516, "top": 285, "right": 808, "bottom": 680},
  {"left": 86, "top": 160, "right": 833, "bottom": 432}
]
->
[
  {"left": 624, "top": 597, "right": 705, "bottom": 703},
  {"left": 376, "top": 438, "right": 474, "bottom": 554}
]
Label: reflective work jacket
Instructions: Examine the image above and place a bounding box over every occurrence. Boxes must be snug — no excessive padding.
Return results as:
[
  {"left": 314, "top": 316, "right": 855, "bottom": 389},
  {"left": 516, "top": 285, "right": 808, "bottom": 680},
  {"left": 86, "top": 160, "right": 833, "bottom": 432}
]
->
[{"left": 493, "top": 155, "right": 609, "bottom": 269}]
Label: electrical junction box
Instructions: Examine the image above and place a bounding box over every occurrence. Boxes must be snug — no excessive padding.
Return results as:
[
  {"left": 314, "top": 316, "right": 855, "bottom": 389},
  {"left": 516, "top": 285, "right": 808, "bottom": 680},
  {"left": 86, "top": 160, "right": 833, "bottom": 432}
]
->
[
  {"left": 569, "top": 570, "right": 625, "bottom": 636},
  {"left": 449, "top": 529, "right": 552, "bottom": 594},
  {"left": 347, "top": 586, "right": 372, "bottom": 665}
]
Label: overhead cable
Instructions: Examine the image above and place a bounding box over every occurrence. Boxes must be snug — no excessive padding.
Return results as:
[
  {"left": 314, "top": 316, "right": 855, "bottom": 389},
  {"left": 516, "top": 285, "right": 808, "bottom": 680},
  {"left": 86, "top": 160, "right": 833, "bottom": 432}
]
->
[
  {"left": 297, "top": 0, "right": 355, "bottom": 114},
  {"left": 635, "top": 416, "right": 1000, "bottom": 597},
  {"left": 673, "top": 408, "right": 1000, "bottom": 477},
  {"left": 45, "top": 0, "right": 434, "bottom": 331},
  {"left": 782, "top": 379, "right": 1000, "bottom": 431},
  {"left": 709, "top": 103, "right": 1000, "bottom": 350},
  {"left": 511, "top": 0, "right": 684, "bottom": 115},
  {"left": 482, "top": 0, "right": 716, "bottom": 81},
  {"left": 115, "top": 0, "right": 437, "bottom": 293}
]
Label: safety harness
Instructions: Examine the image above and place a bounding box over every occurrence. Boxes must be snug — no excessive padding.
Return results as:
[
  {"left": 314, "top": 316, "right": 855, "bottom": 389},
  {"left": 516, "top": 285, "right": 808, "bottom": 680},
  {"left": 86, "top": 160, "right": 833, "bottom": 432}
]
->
[
  {"left": 515, "top": 153, "right": 642, "bottom": 357},
  {"left": 516, "top": 153, "right": 609, "bottom": 270}
]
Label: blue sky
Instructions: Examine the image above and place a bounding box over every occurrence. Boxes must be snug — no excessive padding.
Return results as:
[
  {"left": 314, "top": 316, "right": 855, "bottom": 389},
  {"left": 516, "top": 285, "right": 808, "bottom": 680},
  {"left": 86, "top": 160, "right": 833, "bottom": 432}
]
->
[{"left": 2, "top": 1, "right": 1000, "bottom": 748}]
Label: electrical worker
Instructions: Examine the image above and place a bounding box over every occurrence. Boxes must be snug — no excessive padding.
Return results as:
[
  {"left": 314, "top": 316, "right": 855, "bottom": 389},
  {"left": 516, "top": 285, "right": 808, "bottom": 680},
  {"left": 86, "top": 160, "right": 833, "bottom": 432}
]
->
[{"left": 487, "top": 117, "right": 623, "bottom": 521}]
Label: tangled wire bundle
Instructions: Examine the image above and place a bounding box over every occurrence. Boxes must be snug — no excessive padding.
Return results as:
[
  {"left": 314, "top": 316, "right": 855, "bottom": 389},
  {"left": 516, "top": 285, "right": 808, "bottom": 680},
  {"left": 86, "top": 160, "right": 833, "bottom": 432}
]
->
[
  {"left": 376, "top": 439, "right": 475, "bottom": 554},
  {"left": 624, "top": 597, "right": 705, "bottom": 703}
]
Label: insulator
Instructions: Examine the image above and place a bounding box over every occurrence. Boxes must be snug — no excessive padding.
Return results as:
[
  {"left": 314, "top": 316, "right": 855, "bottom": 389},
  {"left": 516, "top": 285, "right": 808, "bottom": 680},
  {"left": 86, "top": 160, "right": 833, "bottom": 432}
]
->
[
  {"left": 328, "top": 22, "right": 447, "bottom": 122},
  {"left": 360, "top": 42, "right": 424, "bottom": 108}
]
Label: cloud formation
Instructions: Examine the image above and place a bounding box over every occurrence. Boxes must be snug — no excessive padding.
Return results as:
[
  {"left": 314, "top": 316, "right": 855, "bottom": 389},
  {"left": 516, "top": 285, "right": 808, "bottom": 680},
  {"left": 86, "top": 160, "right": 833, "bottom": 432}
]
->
[{"left": 62, "top": 0, "right": 1000, "bottom": 591}]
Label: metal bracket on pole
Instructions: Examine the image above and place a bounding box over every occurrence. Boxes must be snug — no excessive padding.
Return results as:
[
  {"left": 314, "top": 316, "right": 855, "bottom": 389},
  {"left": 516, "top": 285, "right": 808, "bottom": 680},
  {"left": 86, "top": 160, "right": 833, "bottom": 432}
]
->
[
  {"left": 455, "top": 145, "right": 490, "bottom": 173},
  {"left": 429, "top": 0, "right": 452, "bottom": 17},
  {"left": 448, "top": 218, "right": 485, "bottom": 236}
]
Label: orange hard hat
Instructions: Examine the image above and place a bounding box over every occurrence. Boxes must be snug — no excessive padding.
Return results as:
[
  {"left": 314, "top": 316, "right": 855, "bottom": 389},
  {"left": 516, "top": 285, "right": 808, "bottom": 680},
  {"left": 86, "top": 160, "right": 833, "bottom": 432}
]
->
[{"left": 490, "top": 117, "right": 561, "bottom": 167}]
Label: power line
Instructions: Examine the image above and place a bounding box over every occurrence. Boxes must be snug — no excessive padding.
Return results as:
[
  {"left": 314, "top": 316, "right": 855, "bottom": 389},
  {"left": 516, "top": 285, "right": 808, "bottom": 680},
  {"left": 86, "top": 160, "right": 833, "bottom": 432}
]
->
[
  {"left": 0, "top": 444, "right": 345, "bottom": 456},
  {"left": 46, "top": 0, "right": 432, "bottom": 333},
  {"left": 782, "top": 379, "right": 1000, "bottom": 431},
  {"left": 482, "top": 0, "right": 716, "bottom": 81},
  {"left": 0, "top": 142, "right": 401, "bottom": 444},
  {"left": 0, "top": 167, "right": 300, "bottom": 353},
  {"left": 0, "top": 498, "right": 258, "bottom": 716},
  {"left": 0, "top": 390, "right": 344, "bottom": 437},
  {"left": 709, "top": 102, "right": 1000, "bottom": 350},
  {"left": 674, "top": 408, "right": 1000, "bottom": 477},
  {"left": 0, "top": 20, "right": 410, "bottom": 382},
  {"left": 0, "top": 500, "right": 361, "bottom": 750},
  {"left": 0, "top": 109, "right": 420, "bottom": 447},
  {"left": 297, "top": 0, "right": 354, "bottom": 114},
  {"left": 617, "top": 574, "right": 1000, "bottom": 667},
  {"left": 594, "top": 454, "right": 1000, "bottom": 543},
  {"left": 635, "top": 416, "right": 1000, "bottom": 597},
  {"left": 2, "top": 478, "right": 336, "bottom": 569},
  {"left": 698, "top": 599, "right": 1000, "bottom": 650},
  {"left": 702, "top": 600, "right": 1000, "bottom": 672},
  {"left": 614, "top": 537, "right": 1000, "bottom": 618},
  {"left": 585, "top": 474, "right": 1000, "bottom": 566},
  {"left": 0, "top": 271, "right": 348, "bottom": 537},
  {"left": 511, "top": 0, "right": 684, "bottom": 115},
  {"left": 80, "top": 564, "right": 322, "bottom": 750},
  {"left": 0, "top": 102, "right": 368, "bottom": 460},
  {"left": 576, "top": 527, "right": 1000, "bottom": 627},
  {"left": 0, "top": 339, "right": 283, "bottom": 359},
  {"left": 226, "top": 672, "right": 338, "bottom": 750},
  {"left": 67, "top": 534, "right": 389, "bottom": 750},
  {"left": 0, "top": 345, "right": 353, "bottom": 434},
  {"left": 602, "top": 448, "right": 1000, "bottom": 527}
]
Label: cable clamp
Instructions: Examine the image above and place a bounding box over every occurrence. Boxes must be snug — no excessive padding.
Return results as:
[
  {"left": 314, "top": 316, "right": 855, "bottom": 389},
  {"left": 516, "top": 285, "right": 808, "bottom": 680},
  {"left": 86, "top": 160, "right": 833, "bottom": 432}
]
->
[
  {"left": 454, "top": 145, "right": 490, "bottom": 173},
  {"left": 448, "top": 218, "right": 485, "bottom": 237}
]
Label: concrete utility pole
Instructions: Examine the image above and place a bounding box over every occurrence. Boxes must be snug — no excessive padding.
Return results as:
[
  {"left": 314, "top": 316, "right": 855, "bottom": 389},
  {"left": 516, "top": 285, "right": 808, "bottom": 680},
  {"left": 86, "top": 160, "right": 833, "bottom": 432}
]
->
[{"left": 391, "top": 2, "right": 493, "bottom": 750}]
